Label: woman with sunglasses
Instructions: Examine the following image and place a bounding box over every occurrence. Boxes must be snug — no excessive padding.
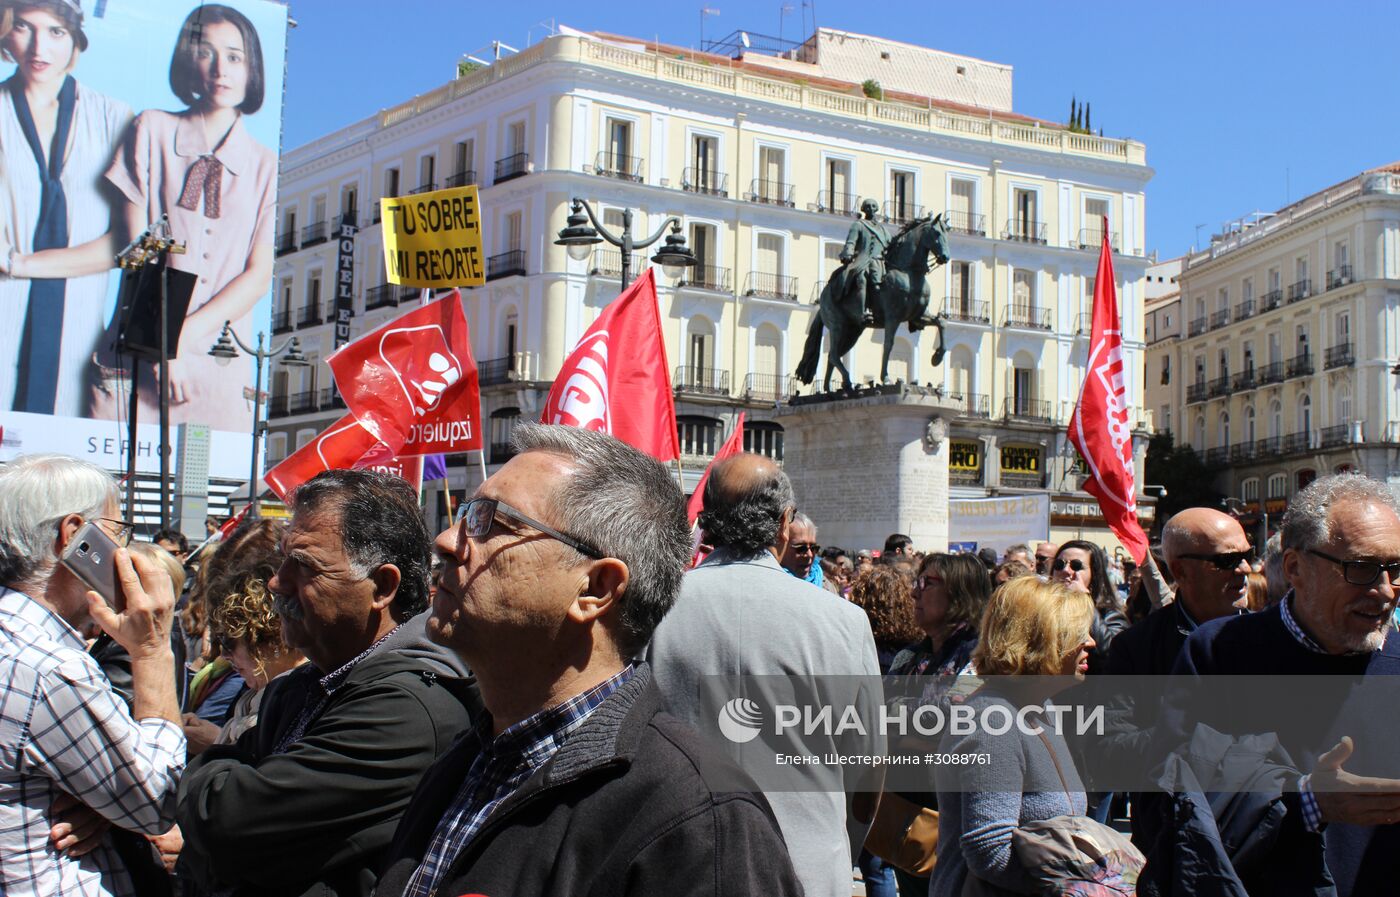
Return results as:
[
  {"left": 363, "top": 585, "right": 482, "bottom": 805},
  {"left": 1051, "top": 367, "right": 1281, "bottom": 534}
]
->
[{"left": 1050, "top": 540, "right": 1128, "bottom": 674}]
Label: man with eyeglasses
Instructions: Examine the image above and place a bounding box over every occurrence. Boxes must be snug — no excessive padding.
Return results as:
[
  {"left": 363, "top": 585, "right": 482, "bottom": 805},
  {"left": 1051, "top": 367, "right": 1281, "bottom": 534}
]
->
[
  {"left": 0, "top": 454, "right": 184, "bottom": 897},
  {"left": 377, "top": 425, "right": 802, "bottom": 897},
  {"left": 1150, "top": 474, "right": 1400, "bottom": 896},
  {"left": 176, "top": 468, "right": 476, "bottom": 897},
  {"left": 779, "top": 510, "right": 823, "bottom": 586}
]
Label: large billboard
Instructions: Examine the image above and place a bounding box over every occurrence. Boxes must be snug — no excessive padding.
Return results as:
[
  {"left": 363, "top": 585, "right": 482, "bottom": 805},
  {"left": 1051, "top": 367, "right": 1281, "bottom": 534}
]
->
[{"left": 0, "top": 0, "right": 289, "bottom": 479}]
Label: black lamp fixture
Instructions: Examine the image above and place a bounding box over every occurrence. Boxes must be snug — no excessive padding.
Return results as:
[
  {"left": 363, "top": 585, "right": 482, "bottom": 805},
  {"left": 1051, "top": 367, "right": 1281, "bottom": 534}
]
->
[{"left": 555, "top": 197, "right": 695, "bottom": 289}]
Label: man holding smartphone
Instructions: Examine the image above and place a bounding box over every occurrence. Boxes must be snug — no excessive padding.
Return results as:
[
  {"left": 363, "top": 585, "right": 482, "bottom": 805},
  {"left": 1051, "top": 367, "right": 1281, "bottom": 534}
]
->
[{"left": 0, "top": 454, "right": 185, "bottom": 897}]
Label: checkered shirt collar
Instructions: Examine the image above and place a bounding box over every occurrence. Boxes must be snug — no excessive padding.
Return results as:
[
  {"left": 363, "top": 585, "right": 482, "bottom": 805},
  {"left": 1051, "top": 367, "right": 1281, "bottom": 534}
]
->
[{"left": 0, "top": 587, "right": 86, "bottom": 653}]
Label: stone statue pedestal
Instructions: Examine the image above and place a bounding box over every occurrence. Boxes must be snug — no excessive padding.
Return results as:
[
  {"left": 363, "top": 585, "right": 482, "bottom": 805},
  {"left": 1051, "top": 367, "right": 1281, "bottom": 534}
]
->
[{"left": 776, "top": 385, "right": 961, "bottom": 553}]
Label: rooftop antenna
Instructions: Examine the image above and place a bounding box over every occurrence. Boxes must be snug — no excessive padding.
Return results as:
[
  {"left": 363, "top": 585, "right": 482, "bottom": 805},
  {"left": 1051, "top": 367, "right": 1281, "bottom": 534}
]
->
[
  {"left": 526, "top": 18, "right": 558, "bottom": 46},
  {"left": 700, "top": 7, "right": 720, "bottom": 52},
  {"left": 778, "top": 2, "right": 794, "bottom": 48}
]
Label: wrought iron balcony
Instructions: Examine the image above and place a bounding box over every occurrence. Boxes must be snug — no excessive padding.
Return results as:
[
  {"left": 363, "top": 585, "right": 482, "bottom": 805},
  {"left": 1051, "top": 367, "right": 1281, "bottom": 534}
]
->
[
  {"left": 941, "top": 297, "right": 989, "bottom": 324},
  {"left": 1003, "top": 304, "right": 1052, "bottom": 330},
  {"left": 1234, "top": 299, "right": 1255, "bottom": 320},
  {"left": 1326, "top": 265, "right": 1353, "bottom": 290},
  {"left": 1208, "top": 375, "right": 1231, "bottom": 397},
  {"left": 1324, "top": 343, "right": 1354, "bottom": 369},
  {"left": 1232, "top": 369, "right": 1257, "bottom": 391},
  {"left": 944, "top": 211, "right": 987, "bottom": 237},
  {"left": 486, "top": 249, "right": 526, "bottom": 280},
  {"left": 445, "top": 169, "right": 476, "bottom": 188},
  {"left": 1320, "top": 424, "right": 1350, "bottom": 448},
  {"left": 288, "top": 389, "right": 319, "bottom": 415},
  {"left": 408, "top": 181, "right": 437, "bottom": 195},
  {"left": 1205, "top": 447, "right": 1230, "bottom": 466},
  {"left": 365, "top": 284, "right": 398, "bottom": 311},
  {"left": 267, "top": 393, "right": 290, "bottom": 417},
  {"left": 478, "top": 356, "right": 517, "bottom": 386},
  {"left": 673, "top": 365, "right": 730, "bottom": 397},
  {"left": 271, "top": 309, "right": 293, "bottom": 334},
  {"left": 745, "top": 178, "right": 795, "bottom": 207},
  {"left": 744, "top": 271, "right": 798, "bottom": 302},
  {"left": 296, "top": 304, "right": 322, "bottom": 328},
  {"left": 276, "top": 232, "right": 297, "bottom": 255},
  {"left": 1287, "top": 279, "right": 1312, "bottom": 303},
  {"left": 1004, "top": 396, "right": 1054, "bottom": 424},
  {"left": 812, "top": 189, "right": 859, "bottom": 216},
  {"left": 1186, "top": 381, "right": 1208, "bottom": 404},
  {"left": 679, "top": 264, "right": 731, "bottom": 292},
  {"left": 1002, "top": 219, "right": 1048, "bottom": 244},
  {"left": 1230, "top": 444, "right": 1256, "bottom": 463},
  {"left": 1188, "top": 316, "right": 1208, "bottom": 337},
  {"left": 958, "top": 393, "right": 992, "bottom": 418},
  {"left": 300, "top": 220, "right": 328, "bottom": 247},
  {"left": 1077, "top": 227, "right": 1120, "bottom": 251},
  {"left": 1255, "top": 435, "right": 1282, "bottom": 457},
  {"left": 1260, "top": 289, "right": 1283, "bottom": 312},
  {"left": 594, "top": 151, "right": 644, "bottom": 182},
  {"left": 883, "top": 199, "right": 924, "bottom": 226},
  {"left": 1075, "top": 312, "right": 1093, "bottom": 334},
  {"left": 493, "top": 152, "right": 529, "bottom": 183},
  {"left": 742, "top": 372, "right": 795, "bottom": 403},
  {"left": 1286, "top": 352, "right": 1314, "bottom": 378},
  {"left": 1282, "top": 431, "right": 1310, "bottom": 454},
  {"left": 682, "top": 167, "right": 728, "bottom": 197},
  {"left": 1257, "top": 361, "right": 1285, "bottom": 385},
  {"left": 589, "top": 249, "right": 648, "bottom": 280},
  {"left": 319, "top": 387, "right": 346, "bottom": 411},
  {"left": 1210, "top": 309, "right": 1230, "bottom": 330}
]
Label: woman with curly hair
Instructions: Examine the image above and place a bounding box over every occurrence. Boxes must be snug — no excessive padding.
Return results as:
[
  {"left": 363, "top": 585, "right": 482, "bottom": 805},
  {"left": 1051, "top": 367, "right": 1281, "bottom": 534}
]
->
[{"left": 848, "top": 563, "right": 923, "bottom": 671}]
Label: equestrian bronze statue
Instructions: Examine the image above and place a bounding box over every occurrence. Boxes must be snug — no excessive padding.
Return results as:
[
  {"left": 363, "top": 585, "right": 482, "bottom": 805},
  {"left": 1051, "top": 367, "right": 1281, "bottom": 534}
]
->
[{"left": 796, "top": 201, "right": 950, "bottom": 392}]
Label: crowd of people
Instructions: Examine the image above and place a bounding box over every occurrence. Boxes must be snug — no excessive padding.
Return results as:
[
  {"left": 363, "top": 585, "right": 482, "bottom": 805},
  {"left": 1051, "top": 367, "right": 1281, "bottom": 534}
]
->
[{"left": 1, "top": 424, "right": 1398, "bottom": 897}]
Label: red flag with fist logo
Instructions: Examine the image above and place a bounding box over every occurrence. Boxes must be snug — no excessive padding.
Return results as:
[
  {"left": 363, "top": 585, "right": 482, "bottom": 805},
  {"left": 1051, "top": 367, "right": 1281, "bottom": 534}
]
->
[
  {"left": 541, "top": 269, "right": 679, "bottom": 462},
  {"left": 1068, "top": 220, "right": 1149, "bottom": 564}
]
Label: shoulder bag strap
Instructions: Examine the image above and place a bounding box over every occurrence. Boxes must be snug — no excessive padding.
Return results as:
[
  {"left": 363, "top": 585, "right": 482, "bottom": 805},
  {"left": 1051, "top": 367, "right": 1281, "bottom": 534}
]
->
[{"left": 1033, "top": 727, "right": 1076, "bottom": 814}]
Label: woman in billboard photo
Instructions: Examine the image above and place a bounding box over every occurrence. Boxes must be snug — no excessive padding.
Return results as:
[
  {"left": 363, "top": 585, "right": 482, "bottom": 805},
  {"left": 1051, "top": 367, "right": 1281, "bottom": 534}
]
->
[
  {"left": 90, "top": 2, "right": 276, "bottom": 432},
  {"left": 0, "top": 0, "right": 131, "bottom": 416}
]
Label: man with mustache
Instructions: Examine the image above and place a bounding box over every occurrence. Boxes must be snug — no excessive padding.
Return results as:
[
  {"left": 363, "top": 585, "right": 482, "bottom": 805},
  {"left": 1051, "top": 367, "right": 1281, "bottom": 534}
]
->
[{"left": 176, "top": 469, "right": 476, "bottom": 897}]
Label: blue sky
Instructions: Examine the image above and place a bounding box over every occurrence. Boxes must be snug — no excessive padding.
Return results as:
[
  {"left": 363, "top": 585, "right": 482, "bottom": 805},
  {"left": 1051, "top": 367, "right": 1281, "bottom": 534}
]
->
[{"left": 280, "top": 0, "right": 1400, "bottom": 260}]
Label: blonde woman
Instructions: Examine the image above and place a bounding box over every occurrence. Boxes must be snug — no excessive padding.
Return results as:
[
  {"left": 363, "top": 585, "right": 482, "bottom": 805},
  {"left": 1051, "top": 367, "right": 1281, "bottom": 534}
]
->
[{"left": 929, "top": 577, "right": 1096, "bottom": 897}]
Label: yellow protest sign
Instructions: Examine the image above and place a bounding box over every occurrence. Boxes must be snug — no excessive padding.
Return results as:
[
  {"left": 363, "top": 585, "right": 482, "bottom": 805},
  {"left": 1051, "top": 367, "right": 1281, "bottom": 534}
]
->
[{"left": 380, "top": 185, "right": 485, "bottom": 288}]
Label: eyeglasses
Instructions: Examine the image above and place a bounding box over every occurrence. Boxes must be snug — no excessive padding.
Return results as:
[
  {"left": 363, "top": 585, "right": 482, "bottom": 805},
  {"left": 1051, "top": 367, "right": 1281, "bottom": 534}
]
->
[
  {"left": 454, "top": 497, "right": 603, "bottom": 560},
  {"left": 915, "top": 574, "right": 944, "bottom": 591},
  {"left": 790, "top": 542, "right": 820, "bottom": 555},
  {"left": 94, "top": 517, "right": 134, "bottom": 547},
  {"left": 1052, "top": 558, "right": 1087, "bottom": 573},
  {"left": 1177, "top": 550, "right": 1253, "bottom": 571},
  {"left": 1307, "top": 548, "right": 1400, "bottom": 587}
]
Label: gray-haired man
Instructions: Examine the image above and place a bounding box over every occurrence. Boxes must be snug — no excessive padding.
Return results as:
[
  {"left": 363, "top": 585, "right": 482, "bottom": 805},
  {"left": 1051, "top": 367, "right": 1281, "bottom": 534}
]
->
[{"left": 0, "top": 454, "right": 184, "bottom": 897}]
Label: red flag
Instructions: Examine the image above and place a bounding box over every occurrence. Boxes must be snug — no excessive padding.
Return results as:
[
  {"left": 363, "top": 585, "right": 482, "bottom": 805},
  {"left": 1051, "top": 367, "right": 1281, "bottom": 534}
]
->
[
  {"left": 540, "top": 269, "right": 679, "bottom": 462},
  {"left": 327, "top": 291, "right": 481, "bottom": 453},
  {"left": 218, "top": 505, "right": 249, "bottom": 539},
  {"left": 264, "top": 413, "right": 392, "bottom": 501},
  {"left": 1068, "top": 219, "right": 1149, "bottom": 564},
  {"left": 686, "top": 413, "right": 745, "bottom": 525}
]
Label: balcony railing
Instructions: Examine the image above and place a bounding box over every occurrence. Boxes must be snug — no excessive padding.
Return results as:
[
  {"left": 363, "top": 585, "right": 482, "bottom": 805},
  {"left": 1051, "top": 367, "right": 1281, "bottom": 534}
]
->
[
  {"left": 1260, "top": 289, "right": 1283, "bottom": 312},
  {"left": 1002, "top": 219, "right": 1048, "bottom": 244},
  {"left": 944, "top": 211, "right": 987, "bottom": 237},
  {"left": 1077, "top": 227, "right": 1120, "bottom": 251},
  {"left": 883, "top": 199, "right": 924, "bottom": 226},
  {"left": 1287, "top": 279, "right": 1312, "bottom": 303},
  {"left": 445, "top": 169, "right": 476, "bottom": 188},
  {"left": 1320, "top": 424, "right": 1350, "bottom": 448},
  {"left": 486, "top": 249, "right": 526, "bottom": 280},
  {"left": 744, "top": 271, "right": 798, "bottom": 302},
  {"left": 589, "top": 249, "right": 648, "bottom": 280},
  {"left": 319, "top": 387, "right": 345, "bottom": 411},
  {"left": 742, "top": 372, "right": 794, "bottom": 403},
  {"left": 1286, "top": 352, "right": 1314, "bottom": 378},
  {"left": 271, "top": 309, "right": 293, "bottom": 334},
  {"left": 267, "top": 393, "right": 290, "bottom": 418},
  {"left": 1188, "top": 316, "right": 1208, "bottom": 337},
  {"left": 1186, "top": 381, "right": 1208, "bottom": 403},
  {"left": 1325, "top": 343, "right": 1354, "bottom": 369},
  {"left": 276, "top": 232, "right": 297, "bottom": 255},
  {"left": 1003, "top": 304, "right": 1052, "bottom": 330},
  {"left": 365, "top": 284, "right": 398, "bottom": 311},
  {"left": 1257, "top": 361, "right": 1284, "bottom": 385},
  {"left": 813, "top": 189, "right": 859, "bottom": 216},
  {"left": 1208, "top": 375, "right": 1231, "bottom": 397},
  {"left": 1075, "top": 312, "right": 1093, "bottom": 334},
  {"left": 494, "top": 152, "right": 529, "bottom": 183},
  {"left": 673, "top": 366, "right": 730, "bottom": 396},
  {"left": 1234, "top": 299, "right": 1255, "bottom": 320},
  {"left": 1230, "top": 444, "right": 1256, "bottom": 463},
  {"left": 682, "top": 167, "right": 728, "bottom": 197},
  {"left": 408, "top": 181, "right": 437, "bottom": 195},
  {"left": 1326, "top": 265, "right": 1353, "bottom": 290},
  {"left": 296, "top": 304, "right": 322, "bottom": 328},
  {"left": 1205, "top": 447, "right": 1230, "bottom": 466},
  {"left": 957, "top": 393, "right": 991, "bottom": 418},
  {"left": 1004, "top": 396, "right": 1054, "bottom": 423},
  {"left": 1282, "top": 432, "right": 1310, "bottom": 454},
  {"left": 594, "top": 151, "right": 644, "bottom": 182},
  {"left": 301, "top": 220, "right": 328, "bottom": 247},
  {"left": 941, "top": 298, "right": 990, "bottom": 324},
  {"left": 478, "top": 356, "right": 517, "bottom": 386},
  {"left": 679, "top": 264, "right": 731, "bottom": 292},
  {"left": 1210, "top": 309, "right": 1230, "bottom": 330},
  {"left": 1255, "top": 436, "right": 1282, "bottom": 457},
  {"left": 289, "top": 390, "right": 319, "bottom": 415},
  {"left": 1232, "top": 368, "right": 1257, "bottom": 391},
  {"left": 745, "top": 179, "right": 795, "bottom": 207}
]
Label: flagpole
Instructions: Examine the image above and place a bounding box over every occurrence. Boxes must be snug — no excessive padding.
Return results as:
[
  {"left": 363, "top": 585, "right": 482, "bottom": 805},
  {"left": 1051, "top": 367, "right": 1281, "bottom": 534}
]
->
[{"left": 673, "top": 456, "right": 685, "bottom": 490}]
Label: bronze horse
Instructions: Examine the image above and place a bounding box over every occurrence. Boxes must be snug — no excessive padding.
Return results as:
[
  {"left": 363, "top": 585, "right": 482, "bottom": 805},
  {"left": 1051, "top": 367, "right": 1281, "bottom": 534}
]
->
[{"left": 796, "top": 213, "right": 950, "bottom": 392}]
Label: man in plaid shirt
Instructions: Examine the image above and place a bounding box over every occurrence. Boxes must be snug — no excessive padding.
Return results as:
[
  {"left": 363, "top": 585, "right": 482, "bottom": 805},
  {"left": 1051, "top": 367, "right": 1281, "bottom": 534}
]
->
[{"left": 0, "top": 454, "right": 185, "bottom": 896}]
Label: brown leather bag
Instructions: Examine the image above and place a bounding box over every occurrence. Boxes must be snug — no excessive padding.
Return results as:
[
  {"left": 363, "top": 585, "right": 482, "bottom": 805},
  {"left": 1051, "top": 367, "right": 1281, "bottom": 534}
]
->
[{"left": 861, "top": 792, "right": 940, "bottom": 877}]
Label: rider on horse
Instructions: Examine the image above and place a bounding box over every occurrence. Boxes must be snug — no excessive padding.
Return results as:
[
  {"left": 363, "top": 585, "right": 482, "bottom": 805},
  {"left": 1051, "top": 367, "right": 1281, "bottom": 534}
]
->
[{"left": 837, "top": 198, "right": 889, "bottom": 327}]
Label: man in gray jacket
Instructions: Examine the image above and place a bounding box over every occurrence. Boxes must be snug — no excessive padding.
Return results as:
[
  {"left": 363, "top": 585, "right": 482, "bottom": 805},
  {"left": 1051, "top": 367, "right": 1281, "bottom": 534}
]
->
[{"left": 649, "top": 453, "right": 883, "bottom": 897}]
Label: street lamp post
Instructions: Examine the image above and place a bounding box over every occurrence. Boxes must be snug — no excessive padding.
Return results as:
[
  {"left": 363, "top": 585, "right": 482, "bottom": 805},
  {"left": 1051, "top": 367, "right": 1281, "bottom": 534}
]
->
[
  {"left": 554, "top": 197, "right": 696, "bottom": 290},
  {"left": 209, "top": 322, "right": 310, "bottom": 518}
]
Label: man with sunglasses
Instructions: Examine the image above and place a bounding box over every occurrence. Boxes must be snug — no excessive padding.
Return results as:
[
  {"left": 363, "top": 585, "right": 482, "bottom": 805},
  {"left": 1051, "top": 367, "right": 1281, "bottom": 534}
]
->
[
  {"left": 779, "top": 511, "right": 823, "bottom": 586},
  {"left": 0, "top": 454, "right": 184, "bottom": 897},
  {"left": 378, "top": 425, "right": 802, "bottom": 897}
]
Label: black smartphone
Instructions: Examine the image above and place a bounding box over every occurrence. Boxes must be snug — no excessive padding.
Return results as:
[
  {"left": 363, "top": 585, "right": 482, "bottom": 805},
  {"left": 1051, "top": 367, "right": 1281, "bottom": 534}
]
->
[{"left": 60, "top": 522, "right": 122, "bottom": 610}]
